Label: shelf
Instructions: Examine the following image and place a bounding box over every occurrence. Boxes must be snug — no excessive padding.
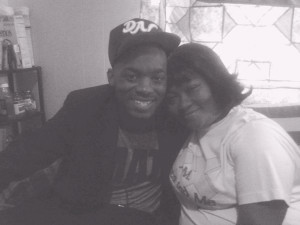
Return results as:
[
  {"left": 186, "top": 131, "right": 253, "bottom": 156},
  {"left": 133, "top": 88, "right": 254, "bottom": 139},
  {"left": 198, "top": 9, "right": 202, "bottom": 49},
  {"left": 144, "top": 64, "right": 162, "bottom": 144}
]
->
[
  {"left": 0, "top": 66, "right": 45, "bottom": 135},
  {"left": 0, "top": 66, "right": 41, "bottom": 74},
  {"left": 0, "top": 111, "right": 44, "bottom": 126}
]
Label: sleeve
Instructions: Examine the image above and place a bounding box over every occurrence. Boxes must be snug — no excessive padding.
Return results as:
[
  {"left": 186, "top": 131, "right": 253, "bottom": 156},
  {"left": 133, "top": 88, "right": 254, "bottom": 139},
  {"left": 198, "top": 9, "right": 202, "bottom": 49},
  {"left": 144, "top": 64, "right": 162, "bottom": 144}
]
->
[
  {"left": 0, "top": 92, "right": 75, "bottom": 192},
  {"left": 229, "top": 119, "right": 297, "bottom": 206}
]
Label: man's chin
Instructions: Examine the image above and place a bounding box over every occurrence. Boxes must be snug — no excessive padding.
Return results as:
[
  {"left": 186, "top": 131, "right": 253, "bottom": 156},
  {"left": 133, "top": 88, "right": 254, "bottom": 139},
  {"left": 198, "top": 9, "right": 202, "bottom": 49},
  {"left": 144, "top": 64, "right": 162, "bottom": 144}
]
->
[
  {"left": 129, "top": 111, "right": 156, "bottom": 120},
  {"left": 126, "top": 104, "right": 159, "bottom": 119},
  {"left": 119, "top": 109, "right": 157, "bottom": 132}
]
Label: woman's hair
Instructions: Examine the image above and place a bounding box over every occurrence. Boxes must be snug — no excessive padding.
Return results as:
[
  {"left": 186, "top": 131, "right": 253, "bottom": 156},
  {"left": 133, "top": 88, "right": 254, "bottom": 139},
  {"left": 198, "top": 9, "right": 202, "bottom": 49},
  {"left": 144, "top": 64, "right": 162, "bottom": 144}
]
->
[{"left": 167, "top": 43, "right": 252, "bottom": 109}]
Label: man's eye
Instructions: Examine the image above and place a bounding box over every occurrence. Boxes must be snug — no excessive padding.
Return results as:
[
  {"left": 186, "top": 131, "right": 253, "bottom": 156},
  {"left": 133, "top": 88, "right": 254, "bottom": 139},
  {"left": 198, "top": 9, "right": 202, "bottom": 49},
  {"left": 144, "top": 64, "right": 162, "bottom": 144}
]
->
[
  {"left": 152, "top": 74, "right": 166, "bottom": 82},
  {"left": 125, "top": 74, "right": 137, "bottom": 82}
]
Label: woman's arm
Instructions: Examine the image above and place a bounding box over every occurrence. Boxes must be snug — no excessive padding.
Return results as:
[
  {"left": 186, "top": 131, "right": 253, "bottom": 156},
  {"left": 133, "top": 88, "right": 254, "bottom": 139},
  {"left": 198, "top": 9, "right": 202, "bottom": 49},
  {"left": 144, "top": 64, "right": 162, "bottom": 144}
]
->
[
  {"left": 230, "top": 120, "right": 296, "bottom": 225},
  {"left": 237, "top": 200, "right": 288, "bottom": 225}
]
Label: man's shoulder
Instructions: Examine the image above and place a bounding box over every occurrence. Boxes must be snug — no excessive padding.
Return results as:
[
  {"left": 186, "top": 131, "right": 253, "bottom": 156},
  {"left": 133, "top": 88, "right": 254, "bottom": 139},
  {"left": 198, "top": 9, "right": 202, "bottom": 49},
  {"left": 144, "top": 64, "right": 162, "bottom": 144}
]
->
[
  {"left": 68, "top": 84, "right": 113, "bottom": 100},
  {"left": 65, "top": 84, "right": 114, "bottom": 107}
]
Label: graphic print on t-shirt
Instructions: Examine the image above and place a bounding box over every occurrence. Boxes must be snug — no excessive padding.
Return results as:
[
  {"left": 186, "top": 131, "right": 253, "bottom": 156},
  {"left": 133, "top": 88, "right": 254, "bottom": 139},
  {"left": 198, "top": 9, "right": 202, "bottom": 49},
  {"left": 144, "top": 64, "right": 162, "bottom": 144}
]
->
[
  {"left": 110, "top": 128, "right": 161, "bottom": 212},
  {"left": 170, "top": 135, "right": 236, "bottom": 211},
  {"left": 170, "top": 140, "right": 218, "bottom": 210},
  {"left": 112, "top": 129, "right": 160, "bottom": 185}
]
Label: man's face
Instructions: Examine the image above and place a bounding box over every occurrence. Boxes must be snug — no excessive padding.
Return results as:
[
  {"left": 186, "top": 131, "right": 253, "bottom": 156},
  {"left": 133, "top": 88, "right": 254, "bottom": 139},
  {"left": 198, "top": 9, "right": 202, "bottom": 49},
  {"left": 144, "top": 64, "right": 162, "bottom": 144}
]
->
[{"left": 108, "top": 46, "right": 168, "bottom": 119}]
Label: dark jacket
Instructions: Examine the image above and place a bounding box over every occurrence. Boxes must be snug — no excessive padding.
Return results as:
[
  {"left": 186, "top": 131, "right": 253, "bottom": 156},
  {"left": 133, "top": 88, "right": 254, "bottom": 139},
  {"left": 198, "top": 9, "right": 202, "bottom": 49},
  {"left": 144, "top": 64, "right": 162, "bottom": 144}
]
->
[{"left": 0, "top": 84, "right": 187, "bottom": 220}]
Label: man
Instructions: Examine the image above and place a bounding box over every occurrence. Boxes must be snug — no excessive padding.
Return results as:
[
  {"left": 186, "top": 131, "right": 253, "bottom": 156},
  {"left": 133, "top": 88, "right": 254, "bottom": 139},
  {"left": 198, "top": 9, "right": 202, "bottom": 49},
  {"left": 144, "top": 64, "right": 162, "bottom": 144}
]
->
[{"left": 0, "top": 18, "right": 187, "bottom": 225}]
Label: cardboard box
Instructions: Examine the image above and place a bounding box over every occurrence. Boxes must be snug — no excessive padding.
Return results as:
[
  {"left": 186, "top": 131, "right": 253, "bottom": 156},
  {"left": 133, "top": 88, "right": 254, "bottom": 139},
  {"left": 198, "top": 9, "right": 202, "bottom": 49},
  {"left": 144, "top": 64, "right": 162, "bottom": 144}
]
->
[
  {"left": 13, "top": 15, "right": 32, "bottom": 68},
  {"left": 15, "top": 7, "right": 34, "bottom": 66},
  {"left": 0, "top": 6, "right": 33, "bottom": 69}
]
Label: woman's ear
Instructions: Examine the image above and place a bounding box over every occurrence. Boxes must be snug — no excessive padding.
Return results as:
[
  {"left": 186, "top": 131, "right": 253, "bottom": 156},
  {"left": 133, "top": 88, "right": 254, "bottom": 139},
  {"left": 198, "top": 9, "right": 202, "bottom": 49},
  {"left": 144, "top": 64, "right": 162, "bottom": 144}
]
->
[{"left": 107, "top": 68, "right": 114, "bottom": 86}]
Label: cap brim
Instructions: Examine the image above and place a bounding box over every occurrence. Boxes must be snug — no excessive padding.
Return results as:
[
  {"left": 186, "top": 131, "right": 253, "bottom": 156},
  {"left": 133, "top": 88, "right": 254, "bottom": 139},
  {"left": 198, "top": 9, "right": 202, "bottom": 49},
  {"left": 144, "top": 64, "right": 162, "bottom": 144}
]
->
[{"left": 116, "top": 32, "right": 181, "bottom": 61}]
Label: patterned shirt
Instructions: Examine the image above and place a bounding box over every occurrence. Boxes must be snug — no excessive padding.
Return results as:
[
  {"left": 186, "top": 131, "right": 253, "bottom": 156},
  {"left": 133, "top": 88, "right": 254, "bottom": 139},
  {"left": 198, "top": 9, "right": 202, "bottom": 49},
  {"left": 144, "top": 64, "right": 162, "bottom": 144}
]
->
[{"left": 110, "top": 128, "right": 161, "bottom": 213}]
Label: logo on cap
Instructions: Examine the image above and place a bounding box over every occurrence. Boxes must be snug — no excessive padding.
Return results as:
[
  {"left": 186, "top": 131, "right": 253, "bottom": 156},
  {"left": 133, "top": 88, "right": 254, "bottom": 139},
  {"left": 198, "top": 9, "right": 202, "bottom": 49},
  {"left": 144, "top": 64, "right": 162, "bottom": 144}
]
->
[{"left": 122, "top": 20, "right": 159, "bottom": 34}]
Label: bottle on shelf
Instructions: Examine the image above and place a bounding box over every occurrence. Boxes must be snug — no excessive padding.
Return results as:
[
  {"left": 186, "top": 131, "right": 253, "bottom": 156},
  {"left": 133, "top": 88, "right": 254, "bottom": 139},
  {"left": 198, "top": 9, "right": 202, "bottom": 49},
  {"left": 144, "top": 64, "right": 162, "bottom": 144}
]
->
[
  {"left": 0, "top": 83, "right": 14, "bottom": 119},
  {"left": 13, "top": 91, "right": 26, "bottom": 116},
  {"left": 23, "top": 90, "right": 37, "bottom": 112}
]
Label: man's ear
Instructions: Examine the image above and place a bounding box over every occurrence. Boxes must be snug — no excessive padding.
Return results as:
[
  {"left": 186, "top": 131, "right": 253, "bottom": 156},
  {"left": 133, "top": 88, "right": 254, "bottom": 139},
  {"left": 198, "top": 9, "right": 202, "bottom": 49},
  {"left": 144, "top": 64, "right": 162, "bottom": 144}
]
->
[{"left": 107, "top": 68, "right": 114, "bottom": 86}]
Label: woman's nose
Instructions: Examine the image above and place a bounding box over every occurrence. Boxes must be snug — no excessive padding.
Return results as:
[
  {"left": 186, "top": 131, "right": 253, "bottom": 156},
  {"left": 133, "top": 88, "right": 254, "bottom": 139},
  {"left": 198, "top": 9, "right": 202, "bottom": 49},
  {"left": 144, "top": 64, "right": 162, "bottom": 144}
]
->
[
  {"left": 178, "top": 92, "right": 190, "bottom": 108},
  {"left": 168, "top": 91, "right": 191, "bottom": 115}
]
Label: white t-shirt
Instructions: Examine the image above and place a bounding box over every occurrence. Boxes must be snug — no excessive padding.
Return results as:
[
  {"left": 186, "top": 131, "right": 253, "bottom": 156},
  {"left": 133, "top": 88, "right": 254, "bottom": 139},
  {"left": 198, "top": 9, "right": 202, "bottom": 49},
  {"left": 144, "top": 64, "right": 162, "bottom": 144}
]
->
[{"left": 170, "top": 106, "right": 300, "bottom": 225}]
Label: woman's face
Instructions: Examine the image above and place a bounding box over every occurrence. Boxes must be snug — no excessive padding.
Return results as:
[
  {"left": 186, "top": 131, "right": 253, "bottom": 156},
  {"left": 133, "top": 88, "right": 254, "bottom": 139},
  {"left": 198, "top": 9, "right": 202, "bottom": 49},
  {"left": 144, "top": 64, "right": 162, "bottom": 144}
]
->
[{"left": 167, "top": 70, "right": 222, "bottom": 131}]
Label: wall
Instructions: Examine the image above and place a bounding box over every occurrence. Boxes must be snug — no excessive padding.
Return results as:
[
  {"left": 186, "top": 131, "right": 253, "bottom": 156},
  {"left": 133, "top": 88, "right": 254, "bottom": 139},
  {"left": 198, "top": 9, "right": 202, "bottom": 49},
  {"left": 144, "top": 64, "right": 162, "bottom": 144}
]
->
[
  {"left": 8, "top": 0, "right": 140, "bottom": 119},
  {"left": 0, "top": 0, "right": 7, "bottom": 6}
]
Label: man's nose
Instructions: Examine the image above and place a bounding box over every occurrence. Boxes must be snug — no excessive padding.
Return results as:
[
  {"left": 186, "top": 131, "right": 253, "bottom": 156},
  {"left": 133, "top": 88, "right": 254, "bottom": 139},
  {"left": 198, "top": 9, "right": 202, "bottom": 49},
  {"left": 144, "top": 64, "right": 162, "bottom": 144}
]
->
[{"left": 136, "top": 78, "right": 153, "bottom": 94}]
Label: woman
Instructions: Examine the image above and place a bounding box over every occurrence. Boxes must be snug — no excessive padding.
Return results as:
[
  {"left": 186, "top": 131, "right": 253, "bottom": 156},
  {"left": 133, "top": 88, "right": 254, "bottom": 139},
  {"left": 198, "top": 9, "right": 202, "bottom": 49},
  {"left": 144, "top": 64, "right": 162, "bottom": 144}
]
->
[{"left": 167, "top": 43, "right": 300, "bottom": 225}]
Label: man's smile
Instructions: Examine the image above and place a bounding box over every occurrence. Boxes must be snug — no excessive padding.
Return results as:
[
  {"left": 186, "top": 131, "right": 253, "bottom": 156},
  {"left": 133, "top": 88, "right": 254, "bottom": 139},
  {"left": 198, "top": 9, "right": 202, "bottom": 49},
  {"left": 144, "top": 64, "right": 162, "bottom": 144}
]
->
[{"left": 132, "top": 99, "right": 155, "bottom": 110}]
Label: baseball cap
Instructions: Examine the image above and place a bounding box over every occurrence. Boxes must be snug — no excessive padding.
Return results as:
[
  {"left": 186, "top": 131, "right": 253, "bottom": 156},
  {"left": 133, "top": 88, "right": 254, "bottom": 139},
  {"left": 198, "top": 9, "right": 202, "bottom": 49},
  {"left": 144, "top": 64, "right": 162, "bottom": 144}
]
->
[{"left": 108, "top": 18, "right": 181, "bottom": 66}]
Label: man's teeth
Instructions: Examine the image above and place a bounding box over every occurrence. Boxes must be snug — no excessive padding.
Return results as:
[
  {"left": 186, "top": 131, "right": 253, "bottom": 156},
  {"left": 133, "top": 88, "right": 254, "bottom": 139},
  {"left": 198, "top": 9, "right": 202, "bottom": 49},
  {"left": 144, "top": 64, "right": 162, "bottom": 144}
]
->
[{"left": 134, "top": 100, "right": 152, "bottom": 107}]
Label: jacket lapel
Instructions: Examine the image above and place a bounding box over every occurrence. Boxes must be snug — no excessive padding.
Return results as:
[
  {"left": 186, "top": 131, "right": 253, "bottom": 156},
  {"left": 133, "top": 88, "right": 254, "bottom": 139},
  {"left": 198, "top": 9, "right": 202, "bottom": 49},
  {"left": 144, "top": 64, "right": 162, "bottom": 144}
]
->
[
  {"left": 88, "top": 93, "right": 119, "bottom": 181},
  {"left": 71, "top": 93, "right": 119, "bottom": 204}
]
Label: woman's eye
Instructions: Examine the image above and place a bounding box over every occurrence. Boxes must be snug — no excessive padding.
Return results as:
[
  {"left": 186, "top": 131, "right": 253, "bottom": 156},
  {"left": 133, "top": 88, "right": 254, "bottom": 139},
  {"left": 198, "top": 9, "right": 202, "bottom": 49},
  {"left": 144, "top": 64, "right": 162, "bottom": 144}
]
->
[{"left": 188, "top": 84, "right": 200, "bottom": 91}]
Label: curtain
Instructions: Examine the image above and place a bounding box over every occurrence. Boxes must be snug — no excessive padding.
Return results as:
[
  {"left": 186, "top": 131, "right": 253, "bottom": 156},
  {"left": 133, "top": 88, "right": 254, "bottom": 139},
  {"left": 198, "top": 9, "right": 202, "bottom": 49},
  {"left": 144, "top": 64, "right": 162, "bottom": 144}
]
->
[{"left": 141, "top": 0, "right": 300, "bottom": 106}]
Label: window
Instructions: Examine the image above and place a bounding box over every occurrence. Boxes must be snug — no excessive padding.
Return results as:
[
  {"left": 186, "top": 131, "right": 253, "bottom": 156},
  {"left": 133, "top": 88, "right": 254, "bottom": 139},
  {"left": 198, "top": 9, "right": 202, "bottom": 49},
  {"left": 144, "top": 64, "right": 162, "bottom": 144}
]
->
[{"left": 141, "top": 0, "right": 300, "bottom": 106}]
